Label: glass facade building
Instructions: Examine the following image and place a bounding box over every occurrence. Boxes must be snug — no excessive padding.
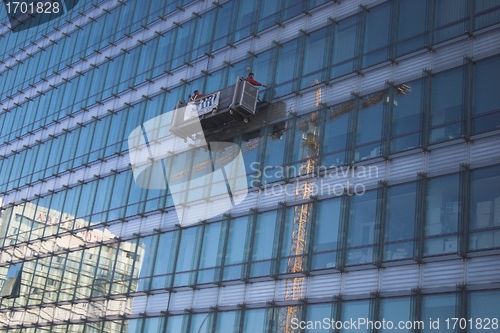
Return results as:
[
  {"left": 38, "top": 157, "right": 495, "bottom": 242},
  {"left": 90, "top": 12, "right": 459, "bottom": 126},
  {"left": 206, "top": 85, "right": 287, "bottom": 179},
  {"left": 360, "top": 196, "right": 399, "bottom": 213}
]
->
[{"left": 0, "top": 0, "right": 499, "bottom": 332}]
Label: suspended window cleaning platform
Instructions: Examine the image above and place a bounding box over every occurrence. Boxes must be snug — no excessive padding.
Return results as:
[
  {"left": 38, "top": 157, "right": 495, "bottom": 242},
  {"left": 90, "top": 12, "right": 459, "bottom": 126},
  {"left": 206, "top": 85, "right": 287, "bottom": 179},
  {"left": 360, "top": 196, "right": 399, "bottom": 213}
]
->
[{"left": 170, "top": 77, "right": 260, "bottom": 140}]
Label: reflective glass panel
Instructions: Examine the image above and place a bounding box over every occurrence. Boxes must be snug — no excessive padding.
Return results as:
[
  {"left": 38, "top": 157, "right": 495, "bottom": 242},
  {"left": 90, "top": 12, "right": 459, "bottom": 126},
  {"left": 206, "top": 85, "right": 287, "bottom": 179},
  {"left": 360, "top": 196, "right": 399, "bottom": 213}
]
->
[
  {"left": 469, "top": 166, "right": 500, "bottom": 250},
  {"left": 472, "top": 56, "right": 500, "bottom": 134},
  {"left": 390, "top": 80, "right": 423, "bottom": 153},
  {"left": 468, "top": 290, "right": 500, "bottom": 333},
  {"left": 250, "top": 211, "right": 278, "bottom": 277},
  {"left": 424, "top": 175, "right": 460, "bottom": 256},
  {"left": 430, "top": 68, "right": 463, "bottom": 144},
  {"left": 311, "top": 198, "right": 341, "bottom": 270},
  {"left": 421, "top": 294, "right": 456, "bottom": 333},
  {"left": 384, "top": 183, "right": 416, "bottom": 261},
  {"left": 346, "top": 191, "right": 377, "bottom": 265}
]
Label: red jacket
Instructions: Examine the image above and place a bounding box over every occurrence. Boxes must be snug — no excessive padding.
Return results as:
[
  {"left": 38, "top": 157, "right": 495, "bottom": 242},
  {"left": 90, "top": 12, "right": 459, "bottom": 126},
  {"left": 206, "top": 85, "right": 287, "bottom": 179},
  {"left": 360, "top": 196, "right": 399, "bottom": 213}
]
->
[
  {"left": 246, "top": 77, "right": 264, "bottom": 87},
  {"left": 190, "top": 93, "right": 205, "bottom": 101}
]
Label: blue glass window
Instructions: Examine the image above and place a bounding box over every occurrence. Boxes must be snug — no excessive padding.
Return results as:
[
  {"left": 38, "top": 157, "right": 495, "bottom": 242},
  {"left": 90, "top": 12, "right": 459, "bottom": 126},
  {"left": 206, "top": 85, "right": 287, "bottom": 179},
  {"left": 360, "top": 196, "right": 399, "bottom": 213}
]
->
[
  {"left": 429, "top": 68, "right": 463, "bottom": 144},
  {"left": 390, "top": 80, "right": 423, "bottom": 153},
  {"left": 354, "top": 91, "right": 387, "bottom": 161},
  {"left": 472, "top": 56, "right": 500, "bottom": 134},
  {"left": 424, "top": 174, "right": 460, "bottom": 256},
  {"left": 311, "top": 198, "right": 341, "bottom": 270},
  {"left": 469, "top": 166, "right": 500, "bottom": 250},
  {"left": 346, "top": 191, "right": 377, "bottom": 265},
  {"left": 384, "top": 183, "right": 416, "bottom": 261}
]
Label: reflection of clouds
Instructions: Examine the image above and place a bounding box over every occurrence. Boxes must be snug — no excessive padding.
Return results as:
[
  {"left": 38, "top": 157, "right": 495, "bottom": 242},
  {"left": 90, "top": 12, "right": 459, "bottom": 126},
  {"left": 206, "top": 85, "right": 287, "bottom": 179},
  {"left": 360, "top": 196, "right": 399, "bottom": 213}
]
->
[
  {"left": 0, "top": 202, "right": 144, "bottom": 330},
  {"left": 128, "top": 108, "right": 248, "bottom": 227}
]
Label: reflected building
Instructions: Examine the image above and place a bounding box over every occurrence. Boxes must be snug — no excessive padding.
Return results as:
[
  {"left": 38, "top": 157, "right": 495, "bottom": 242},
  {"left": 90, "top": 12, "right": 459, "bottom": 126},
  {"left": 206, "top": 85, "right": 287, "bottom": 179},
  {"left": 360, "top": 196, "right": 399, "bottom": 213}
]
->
[
  {"left": 0, "top": 201, "right": 144, "bottom": 332},
  {"left": 0, "top": 0, "right": 500, "bottom": 332}
]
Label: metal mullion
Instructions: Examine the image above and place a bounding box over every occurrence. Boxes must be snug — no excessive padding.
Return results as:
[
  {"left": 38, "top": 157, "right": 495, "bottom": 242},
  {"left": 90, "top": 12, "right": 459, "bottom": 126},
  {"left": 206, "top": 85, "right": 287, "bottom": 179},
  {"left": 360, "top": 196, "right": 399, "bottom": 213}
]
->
[
  {"left": 272, "top": 205, "right": 287, "bottom": 278},
  {"left": 370, "top": 292, "right": 380, "bottom": 328},
  {"left": 265, "top": 46, "right": 280, "bottom": 102},
  {"left": 355, "top": 8, "right": 367, "bottom": 73},
  {"left": 415, "top": 173, "right": 428, "bottom": 262},
  {"left": 427, "top": 0, "right": 436, "bottom": 47},
  {"left": 242, "top": 212, "right": 257, "bottom": 281},
  {"left": 421, "top": 71, "right": 433, "bottom": 149},
  {"left": 252, "top": 124, "right": 270, "bottom": 188},
  {"left": 457, "top": 284, "right": 468, "bottom": 329},
  {"left": 411, "top": 288, "right": 422, "bottom": 333},
  {"left": 458, "top": 164, "right": 470, "bottom": 257},
  {"left": 466, "top": 0, "right": 475, "bottom": 34},
  {"left": 190, "top": 224, "right": 205, "bottom": 287},
  {"left": 215, "top": 216, "right": 231, "bottom": 284},
  {"left": 375, "top": 182, "right": 388, "bottom": 266},
  {"left": 294, "top": 33, "right": 307, "bottom": 93},
  {"left": 345, "top": 96, "right": 360, "bottom": 167},
  {"left": 283, "top": 116, "right": 298, "bottom": 181},
  {"left": 463, "top": 57, "right": 474, "bottom": 140},
  {"left": 304, "top": 199, "right": 319, "bottom": 275},
  {"left": 315, "top": 106, "right": 328, "bottom": 169},
  {"left": 337, "top": 193, "right": 351, "bottom": 271},
  {"left": 167, "top": 228, "right": 183, "bottom": 290},
  {"left": 381, "top": 88, "right": 393, "bottom": 158},
  {"left": 391, "top": 0, "right": 403, "bottom": 60}
]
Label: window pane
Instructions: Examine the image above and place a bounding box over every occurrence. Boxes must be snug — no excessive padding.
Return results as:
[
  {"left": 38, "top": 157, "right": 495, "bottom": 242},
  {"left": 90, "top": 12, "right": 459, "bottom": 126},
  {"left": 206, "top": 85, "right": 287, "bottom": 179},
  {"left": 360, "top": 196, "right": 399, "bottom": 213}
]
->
[
  {"left": 391, "top": 80, "right": 422, "bottom": 153},
  {"left": 363, "top": 3, "right": 391, "bottom": 67},
  {"left": 143, "top": 317, "right": 163, "bottom": 333},
  {"left": 234, "top": 0, "right": 257, "bottom": 41},
  {"left": 258, "top": 0, "right": 281, "bottom": 31},
  {"left": 252, "top": 50, "right": 272, "bottom": 101},
  {"left": 322, "top": 106, "right": 350, "bottom": 167},
  {"left": 425, "top": 175, "right": 460, "bottom": 256},
  {"left": 242, "top": 309, "right": 266, "bottom": 333},
  {"left": 421, "top": 294, "right": 456, "bottom": 333},
  {"left": 379, "top": 297, "right": 411, "bottom": 333},
  {"left": 331, "top": 15, "right": 358, "bottom": 78},
  {"left": 430, "top": 68, "right": 463, "bottom": 144},
  {"left": 468, "top": 290, "right": 500, "bottom": 333},
  {"left": 346, "top": 191, "right": 377, "bottom": 265},
  {"left": 472, "top": 56, "right": 500, "bottom": 134},
  {"left": 434, "top": 0, "right": 467, "bottom": 43},
  {"left": 189, "top": 313, "right": 213, "bottom": 333},
  {"left": 355, "top": 91, "right": 386, "bottom": 161},
  {"left": 215, "top": 311, "right": 237, "bottom": 333},
  {"left": 469, "top": 166, "right": 500, "bottom": 250},
  {"left": 305, "top": 303, "right": 334, "bottom": 333},
  {"left": 274, "top": 39, "right": 300, "bottom": 97},
  {"left": 263, "top": 122, "right": 288, "bottom": 184},
  {"left": 384, "top": 183, "right": 416, "bottom": 261},
  {"left": 166, "top": 315, "right": 185, "bottom": 333},
  {"left": 174, "top": 227, "right": 198, "bottom": 286},
  {"left": 198, "top": 222, "right": 222, "bottom": 283},
  {"left": 474, "top": 0, "right": 500, "bottom": 29},
  {"left": 224, "top": 217, "right": 249, "bottom": 280},
  {"left": 397, "top": 0, "right": 427, "bottom": 56},
  {"left": 341, "top": 300, "right": 370, "bottom": 333},
  {"left": 311, "top": 198, "right": 341, "bottom": 269},
  {"left": 250, "top": 211, "right": 278, "bottom": 277},
  {"left": 152, "top": 232, "right": 175, "bottom": 289},
  {"left": 301, "top": 27, "right": 329, "bottom": 89}
]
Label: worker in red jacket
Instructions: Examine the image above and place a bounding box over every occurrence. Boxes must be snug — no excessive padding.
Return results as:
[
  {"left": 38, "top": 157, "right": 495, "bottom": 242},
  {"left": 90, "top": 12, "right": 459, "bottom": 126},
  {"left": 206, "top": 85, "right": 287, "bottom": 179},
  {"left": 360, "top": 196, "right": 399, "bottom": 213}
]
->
[
  {"left": 246, "top": 73, "right": 267, "bottom": 87},
  {"left": 189, "top": 90, "right": 206, "bottom": 101}
]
